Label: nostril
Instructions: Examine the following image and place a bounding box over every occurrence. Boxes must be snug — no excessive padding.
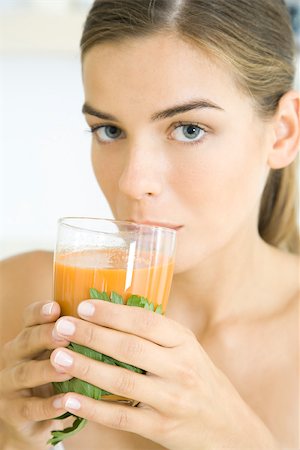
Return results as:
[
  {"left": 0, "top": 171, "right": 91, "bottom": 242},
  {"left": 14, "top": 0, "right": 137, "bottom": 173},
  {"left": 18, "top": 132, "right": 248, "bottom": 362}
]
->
[{"left": 118, "top": 175, "right": 161, "bottom": 200}]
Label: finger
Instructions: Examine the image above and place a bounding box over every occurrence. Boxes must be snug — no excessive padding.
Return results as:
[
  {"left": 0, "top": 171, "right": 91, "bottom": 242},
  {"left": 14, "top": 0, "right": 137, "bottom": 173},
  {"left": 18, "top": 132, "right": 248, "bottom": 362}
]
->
[
  {"left": 61, "top": 392, "right": 163, "bottom": 441},
  {"left": 0, "top": 394, "right": 66, "bottom": 426},
  {"left": 4, "top": 322, "right": 70, "bottom": 363},
  {"left": 23, "top": 300, "right": 61, "bottom": 327},
  {"left": 77, "top": 300, "right": 191, "bottom": 347},
  {"left": 0, "top": 359, "right": 73, "bottom": 393},
  {"left": 50, "top": 348, "right": 165, "bottom": 411},
  {"left": 53, "top": 316, "right": 172, "bottom": 377}
]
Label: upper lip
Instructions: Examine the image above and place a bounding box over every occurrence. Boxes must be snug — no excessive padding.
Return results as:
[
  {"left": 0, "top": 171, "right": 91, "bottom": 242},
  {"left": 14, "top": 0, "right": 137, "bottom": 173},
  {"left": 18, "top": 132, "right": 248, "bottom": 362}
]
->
[{"left": 127, "top": 219, "right": 183, "bottom": 230}]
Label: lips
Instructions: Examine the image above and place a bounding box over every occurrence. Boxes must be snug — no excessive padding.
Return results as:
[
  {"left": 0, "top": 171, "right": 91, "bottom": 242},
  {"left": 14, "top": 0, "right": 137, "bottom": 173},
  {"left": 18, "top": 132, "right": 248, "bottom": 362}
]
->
[{"left": 127, "top": 219, "right": 183, "bottom": 231}]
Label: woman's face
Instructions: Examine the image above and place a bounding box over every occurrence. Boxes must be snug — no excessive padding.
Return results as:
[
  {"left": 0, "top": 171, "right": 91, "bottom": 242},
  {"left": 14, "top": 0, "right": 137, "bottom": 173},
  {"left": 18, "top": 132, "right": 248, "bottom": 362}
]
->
[{"left": 82, "top": 33, "right": 271, "bottom": 273}]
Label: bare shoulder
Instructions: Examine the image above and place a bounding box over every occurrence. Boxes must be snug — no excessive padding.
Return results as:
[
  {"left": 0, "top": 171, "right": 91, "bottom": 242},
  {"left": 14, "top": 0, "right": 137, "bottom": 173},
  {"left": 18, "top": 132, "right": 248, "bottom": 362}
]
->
[
  {"left": 0, "top": 251, "right": 54, "bottom": 344},
  {"left": 267, "top": 251, "right": 299, "bottom": 446}
]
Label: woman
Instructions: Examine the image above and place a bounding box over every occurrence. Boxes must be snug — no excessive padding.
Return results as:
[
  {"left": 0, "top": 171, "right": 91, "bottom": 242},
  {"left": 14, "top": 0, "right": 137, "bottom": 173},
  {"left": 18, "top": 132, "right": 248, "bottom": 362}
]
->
[{"left": 0, "top": 0, "right": 299, "bottom": 449}]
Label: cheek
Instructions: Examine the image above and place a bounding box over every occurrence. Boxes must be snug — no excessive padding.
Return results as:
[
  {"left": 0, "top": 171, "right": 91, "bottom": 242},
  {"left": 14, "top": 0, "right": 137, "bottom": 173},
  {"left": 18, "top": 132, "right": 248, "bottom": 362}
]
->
[
  {"left": 177, "top": 134, "right": 268, "bottom": 227},
  {"left": 91, "top": 147, "right": 120, "bottom": 204},
  {"left": 173, "top": 140, "right": 267, "bottom": 272},
  {"left": 218, "top": 141, "right": 267, "bottom": 215}
]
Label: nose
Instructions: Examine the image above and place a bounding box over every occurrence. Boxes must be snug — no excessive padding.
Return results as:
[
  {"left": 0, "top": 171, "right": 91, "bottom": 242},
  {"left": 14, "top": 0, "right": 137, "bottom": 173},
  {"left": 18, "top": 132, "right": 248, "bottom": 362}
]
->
[{"left": 118, "top": 145, "right": 163, "bottom": 200}]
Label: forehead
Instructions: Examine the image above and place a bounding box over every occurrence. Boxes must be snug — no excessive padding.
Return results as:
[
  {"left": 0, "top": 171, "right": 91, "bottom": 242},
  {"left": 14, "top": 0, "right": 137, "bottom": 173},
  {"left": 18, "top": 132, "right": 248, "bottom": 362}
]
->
[{"left": 82, "top": 33, "right": 249, "bottom": 115}]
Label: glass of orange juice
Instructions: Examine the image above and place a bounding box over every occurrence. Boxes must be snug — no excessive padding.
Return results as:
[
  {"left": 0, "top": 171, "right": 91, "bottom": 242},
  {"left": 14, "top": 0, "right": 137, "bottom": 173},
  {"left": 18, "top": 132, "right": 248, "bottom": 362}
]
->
[{"left": 53, "top": 217, "right": 176, "bottom": 405}]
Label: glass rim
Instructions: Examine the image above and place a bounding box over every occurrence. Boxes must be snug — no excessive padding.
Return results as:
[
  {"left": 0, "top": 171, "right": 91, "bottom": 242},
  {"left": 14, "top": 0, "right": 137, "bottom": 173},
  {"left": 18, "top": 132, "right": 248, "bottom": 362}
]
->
[{"left": 58, "top": 216, "right": 177, "bottom": 237}]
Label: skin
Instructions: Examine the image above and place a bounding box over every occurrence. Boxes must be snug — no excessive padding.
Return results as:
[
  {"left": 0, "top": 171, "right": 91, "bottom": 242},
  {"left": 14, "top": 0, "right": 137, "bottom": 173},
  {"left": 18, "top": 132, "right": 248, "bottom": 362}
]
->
[{"left": 0, "top": 33, "right": 299, "bottom": 449}]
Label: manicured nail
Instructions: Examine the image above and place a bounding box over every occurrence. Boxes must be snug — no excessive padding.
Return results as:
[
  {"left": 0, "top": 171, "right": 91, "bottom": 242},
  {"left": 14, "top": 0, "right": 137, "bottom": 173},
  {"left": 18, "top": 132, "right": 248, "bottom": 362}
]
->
[
  {"left": 78, "top": 301, "right": 95, "bottom": 317},
  {"left": 54, "top": 350, "right": 73, "bottom": 367},
  {"left": 42, "top": 302, "right": 54, "bottom": 316},
  {"left": 52, "top": 327, "right": 66, "bottom": 341},
  {"left": 65, "top": 397, "right": 81, "bottom": 410},
  {"left": 56, "top": 319, "right": 76, "bottom": 336},
  {"left": 53, "top": 397, "right": 64, "bottom": 409}
]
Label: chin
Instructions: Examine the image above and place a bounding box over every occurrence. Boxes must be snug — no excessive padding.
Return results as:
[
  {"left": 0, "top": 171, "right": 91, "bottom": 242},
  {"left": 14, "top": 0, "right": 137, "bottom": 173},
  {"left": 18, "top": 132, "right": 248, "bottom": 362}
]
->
[
  {"left": 172, "top": 237, "right": 209, "bottom": 275},
  {"left": 172, "top": 230, "right": 235, "bottom": 275}
]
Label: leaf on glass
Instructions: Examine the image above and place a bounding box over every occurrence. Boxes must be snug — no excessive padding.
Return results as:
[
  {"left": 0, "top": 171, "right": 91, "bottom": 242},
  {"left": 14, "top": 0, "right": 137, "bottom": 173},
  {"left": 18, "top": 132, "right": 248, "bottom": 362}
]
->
[
  {"left": 139, "top": 296, "right": 149, "bottom": 307},
  {"left": 155, "top": 304, "right": 163, "bottom": 315},
  {"left": 89, "top": 288, "right": 110, "bottom": 301},
  {"left": 144, "top": 302, "right": 155, "bottom": 311},
  {"left": 110, "top": 291, "right": 124, "bottom": 304},
  {"left": 127, "top": 295, "right": 148, "bottom": 307},
  {"left": 126, "top": 295, "right": 141, "bottom": 306}
]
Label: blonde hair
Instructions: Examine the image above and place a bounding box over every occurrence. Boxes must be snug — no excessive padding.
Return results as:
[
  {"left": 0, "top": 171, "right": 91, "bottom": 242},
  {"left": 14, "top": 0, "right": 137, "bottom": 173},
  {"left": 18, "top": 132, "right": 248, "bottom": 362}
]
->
[{"left": 81, "top": 0, "right": 299, "bottom": 254}]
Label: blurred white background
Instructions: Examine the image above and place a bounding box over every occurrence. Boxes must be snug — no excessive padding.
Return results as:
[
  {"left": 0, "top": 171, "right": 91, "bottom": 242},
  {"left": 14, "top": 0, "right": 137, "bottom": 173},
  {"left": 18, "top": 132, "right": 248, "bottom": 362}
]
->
[
  {"left": 0, "top": 0, "right": 113, "bottom": 259},
  {"left": 0, "top": 0, "right": 299, "bottom": 259}
]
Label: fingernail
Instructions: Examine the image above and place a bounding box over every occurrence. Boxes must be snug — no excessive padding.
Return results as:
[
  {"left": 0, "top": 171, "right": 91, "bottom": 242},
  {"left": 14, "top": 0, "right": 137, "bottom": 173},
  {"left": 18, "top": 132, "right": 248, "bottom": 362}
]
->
[
  {"left": 54, "top": 350, "right": 73, "bottom": 367},
  {"left": 65, "top": 397, "right": 81, "bottom": 410},
  {"left": 42, "top": 302, "right": 54, "bottom": 316},
  {"left": 52, "top": 327, "right": 66, "bottom": 341},
  {"left": 56, "top": 319, "right": 76, "bottom": 336},
  {"left": 53, "top": 397, "right": 64, "bottom": 409},
  {"left": 78, "top": 301, "right": 95, "bottom": 317}
]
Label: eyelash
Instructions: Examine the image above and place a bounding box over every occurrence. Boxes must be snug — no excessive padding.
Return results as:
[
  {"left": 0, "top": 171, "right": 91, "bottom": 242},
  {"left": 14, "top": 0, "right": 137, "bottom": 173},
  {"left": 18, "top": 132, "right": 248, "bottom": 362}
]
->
[
  {"left": 88, "top": 121, "right": 207, "bottom": 146},
  {"left": 171, "top": 121, "right": 207, "bottom": 146}
]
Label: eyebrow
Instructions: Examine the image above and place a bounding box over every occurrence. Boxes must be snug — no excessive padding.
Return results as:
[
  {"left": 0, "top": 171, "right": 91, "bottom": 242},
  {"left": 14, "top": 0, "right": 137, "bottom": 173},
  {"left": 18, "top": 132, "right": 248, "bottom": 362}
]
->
[{"left": 82, "top": 99, "right": 224, "bottom": 122}]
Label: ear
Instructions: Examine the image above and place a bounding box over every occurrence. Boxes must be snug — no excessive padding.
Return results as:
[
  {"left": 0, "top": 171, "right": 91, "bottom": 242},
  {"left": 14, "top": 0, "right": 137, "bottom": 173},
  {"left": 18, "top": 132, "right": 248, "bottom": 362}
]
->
[{"left": 267, "top": 90, "right": 300, "bottom": 169}]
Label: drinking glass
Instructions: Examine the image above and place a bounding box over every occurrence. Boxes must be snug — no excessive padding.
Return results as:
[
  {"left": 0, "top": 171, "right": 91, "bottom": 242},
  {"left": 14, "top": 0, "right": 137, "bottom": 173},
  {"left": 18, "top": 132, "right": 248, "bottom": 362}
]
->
[{"left": 53, "top": 217, "right": 176, "bottom": 404}]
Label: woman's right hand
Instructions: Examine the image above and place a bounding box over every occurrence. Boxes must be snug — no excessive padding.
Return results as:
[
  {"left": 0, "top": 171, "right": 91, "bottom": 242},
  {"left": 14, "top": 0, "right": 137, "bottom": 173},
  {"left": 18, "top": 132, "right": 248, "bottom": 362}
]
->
[{"left": 0, "top": 301, "right": 72, "bottom": 450}]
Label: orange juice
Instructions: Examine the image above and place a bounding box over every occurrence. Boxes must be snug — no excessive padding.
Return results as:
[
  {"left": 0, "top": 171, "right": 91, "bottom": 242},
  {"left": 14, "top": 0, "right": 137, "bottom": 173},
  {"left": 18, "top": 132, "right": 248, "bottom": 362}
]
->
[{"left": 54, "top": 249, "right": 174, "bottom": 316}]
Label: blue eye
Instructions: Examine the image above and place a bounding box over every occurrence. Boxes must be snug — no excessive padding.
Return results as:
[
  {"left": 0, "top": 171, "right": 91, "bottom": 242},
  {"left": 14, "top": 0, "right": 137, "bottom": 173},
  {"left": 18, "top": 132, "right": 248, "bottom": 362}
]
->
[
  {"left": 92, "top": 125, "right": 124, "bottom": 142},
  {"left": 171, "top": 124, "right": 205, "bottom": 143}
]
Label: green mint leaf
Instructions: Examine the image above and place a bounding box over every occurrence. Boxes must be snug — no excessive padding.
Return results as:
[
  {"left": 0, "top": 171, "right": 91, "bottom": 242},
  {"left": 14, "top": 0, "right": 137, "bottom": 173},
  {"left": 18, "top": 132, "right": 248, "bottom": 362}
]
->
[
  {"left": 53, "top": 411, "right": 73, "bottom": 420},
  {"left": 100, "top": 388, "right": 113, "bottom": 396},
  {"left": 102, "top": 354, "right": 118, "bottom": 366},
  {"left": 50, "top": 289, "right": 160, "bottom": 445},
  {"left": 126, "top": 295, "right": 142, "bottom": 307},
  {"left": 110, "top": 291, "right": 124, "bottom": 304},
  {"left": 114, "top": 360, "right": 145, "bottom": 373},
  {"left": 102, "top": 353, "right": 145, "bottom": 374},
  {"left": 155, "top": 304, "right": 163, "bottom": 314},
  {"left": 53, "top": 376, "right": 103, "bottom": 402},
  {"left": 47, "top": 417, "right": 87, "bottom": 445},
  {"left": 71, "top": 376, "right": 103, "bottom": 400},
  {"left": 69, "top": 342, "right": 104, "bottom": 362},
  {"left": 139, "top": 296, "right": 149, "bottom": 306},
  {"left": 89, "top": 288, "right": 110, "bottom": 301},
  {"left": 52, "top": 380, "right": 71, "bottom": 395},
  {"left": 127, "top": 295, "right": 148, "bottom": 307},
  {"left": 144, "top": 302, "right": 155, "bottom": 311}
]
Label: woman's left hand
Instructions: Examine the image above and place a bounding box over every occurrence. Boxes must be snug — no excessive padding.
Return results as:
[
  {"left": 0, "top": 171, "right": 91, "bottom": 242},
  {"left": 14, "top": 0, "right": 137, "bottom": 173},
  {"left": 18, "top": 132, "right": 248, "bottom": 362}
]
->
[{"left": 50, "top": 300, "right": 279, "bottom": 450}]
